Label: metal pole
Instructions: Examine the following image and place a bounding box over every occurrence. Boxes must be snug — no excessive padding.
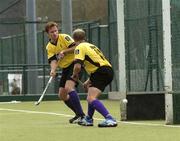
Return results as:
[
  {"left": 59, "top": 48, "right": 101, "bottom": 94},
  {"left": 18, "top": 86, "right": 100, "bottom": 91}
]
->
[
  {"left": 61, "top": 0, "right": 72, "bottom": 35},
  {"left": 26, "top": 0, "right": 38, "bottom": 94},
  {"left": 116, "top": 0, "right": 127, "bottom": 120},
  {"left": 162, "top": 0, "right": 173, "bottom": 124}
]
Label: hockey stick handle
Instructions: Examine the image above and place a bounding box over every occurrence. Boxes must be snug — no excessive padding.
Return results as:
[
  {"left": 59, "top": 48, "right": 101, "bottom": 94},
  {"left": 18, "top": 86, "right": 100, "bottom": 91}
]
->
[
  {"left": 35, "top": 76, "right": 53, "bottom": 105},
  {"left": 77, "top": 79, "right": 84, "bottom": 86}
]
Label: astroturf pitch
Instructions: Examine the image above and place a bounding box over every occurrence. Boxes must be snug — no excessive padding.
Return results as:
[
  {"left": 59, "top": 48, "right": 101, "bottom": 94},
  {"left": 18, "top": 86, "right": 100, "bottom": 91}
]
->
[{"left": 0, "top": 100, "right": 180, "bottom": 141}]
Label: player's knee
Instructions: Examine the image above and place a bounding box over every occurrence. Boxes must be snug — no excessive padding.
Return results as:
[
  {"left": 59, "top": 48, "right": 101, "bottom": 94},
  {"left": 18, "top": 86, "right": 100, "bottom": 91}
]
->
[
  {"left": 86, "top": 96, "right": 96, "bottom": 103},
  {"left": 58, "top": 89, "right": 68, "bottom": 101},
  {"left": 64, "top": 80, "right": 75, "bottom": 93},
  {"left": 64, "top": 85, "right": 74, "bottom": 93},
  {"left": 59, "top": 93, "right": 69, "bottom": 101}
]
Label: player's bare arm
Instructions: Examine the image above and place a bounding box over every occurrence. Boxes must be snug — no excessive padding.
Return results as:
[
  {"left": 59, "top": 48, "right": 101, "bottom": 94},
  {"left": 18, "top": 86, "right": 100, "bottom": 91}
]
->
[
  {"left": 71, "top": 62, "right": 82, "bottom": 81},
  {"left": 58, "top": 43, "right": 76, "bottom": 59},
  {"left": 50, "top": 60, "right": 58, "bottom": 77}
]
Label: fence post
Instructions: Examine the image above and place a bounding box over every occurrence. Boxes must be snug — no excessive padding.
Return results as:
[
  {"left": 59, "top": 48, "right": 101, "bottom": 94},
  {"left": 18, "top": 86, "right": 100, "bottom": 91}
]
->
[
  {"left": 162, "top": 0, "right": 173, "bottom": 124},
  {"left": 116, "top": 0, "right": 127, "bottom": 120}
]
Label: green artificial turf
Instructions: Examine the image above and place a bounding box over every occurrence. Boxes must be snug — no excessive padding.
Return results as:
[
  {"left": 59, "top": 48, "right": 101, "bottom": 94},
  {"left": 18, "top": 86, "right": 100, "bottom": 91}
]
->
[{"left": 0, "top": 100, "right": 180, "bottom": 141}]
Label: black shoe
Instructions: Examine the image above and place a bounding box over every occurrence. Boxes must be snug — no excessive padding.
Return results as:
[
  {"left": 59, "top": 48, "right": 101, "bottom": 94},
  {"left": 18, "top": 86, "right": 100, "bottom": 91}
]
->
[{"left": 69, "top": 116, "right": 81, "bottom": 124}]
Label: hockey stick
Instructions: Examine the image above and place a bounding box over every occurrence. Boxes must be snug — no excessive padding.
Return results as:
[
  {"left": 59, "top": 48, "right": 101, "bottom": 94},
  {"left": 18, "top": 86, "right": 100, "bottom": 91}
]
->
[
  {"left": 77, "top": 79, "right": 83, "bottom": 86},
  {"left": 77, "top": 79, "right": 90, "bottom": 92},
  {"left": 34, "top": 76, "right": 53, "bottom": 106}
]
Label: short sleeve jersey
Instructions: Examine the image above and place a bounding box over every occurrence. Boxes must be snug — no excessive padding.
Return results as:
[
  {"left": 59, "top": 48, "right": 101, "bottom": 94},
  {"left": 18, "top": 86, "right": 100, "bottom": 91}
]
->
[
  {"left": 74, "top": 42, "right": 112, "bottom": 74},
  {"left": 46, "top": 34, "right": 74, "bottom": 68}
]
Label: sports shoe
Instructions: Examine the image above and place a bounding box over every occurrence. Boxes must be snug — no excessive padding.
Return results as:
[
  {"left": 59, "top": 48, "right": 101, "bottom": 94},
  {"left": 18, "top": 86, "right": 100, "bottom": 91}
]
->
[
  {"left": 78, "top": 116, "right": 93, "bottom": 126},
  {"left": 69, "top": 115, "right": 85, "bottom": 124},
  {"left": 69, "top": 116, "right": 82, "bottom": 124},
  {"left": 98, "top": 118, "right": 118, "bottom": 127}
]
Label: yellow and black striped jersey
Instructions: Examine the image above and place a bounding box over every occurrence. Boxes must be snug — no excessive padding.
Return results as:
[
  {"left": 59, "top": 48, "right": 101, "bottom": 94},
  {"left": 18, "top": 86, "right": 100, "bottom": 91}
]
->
[
  {"left": 74, "top": 42, "right": 112, "bottom": 74},
  {"left": 46, "top": 34, "right": 74, "bottom": 68}
]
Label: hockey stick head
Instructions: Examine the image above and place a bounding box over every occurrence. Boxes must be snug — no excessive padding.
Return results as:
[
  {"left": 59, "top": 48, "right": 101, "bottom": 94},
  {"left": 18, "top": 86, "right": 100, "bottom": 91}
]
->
[
  {"left": 34, "top": 76, "right": 53, "bottom": 106},
  {"left": 34, "top": 101, "right": 40, "bottom": 106}
]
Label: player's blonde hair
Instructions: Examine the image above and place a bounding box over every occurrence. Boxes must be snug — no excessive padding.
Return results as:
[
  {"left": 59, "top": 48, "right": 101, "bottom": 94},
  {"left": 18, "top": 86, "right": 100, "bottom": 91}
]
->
[
  {"left": 72, "top": 28, "right": 86, "bottom": 41},
  {"left": 45, "top": 21, "right": 58, "bottom": 33}
]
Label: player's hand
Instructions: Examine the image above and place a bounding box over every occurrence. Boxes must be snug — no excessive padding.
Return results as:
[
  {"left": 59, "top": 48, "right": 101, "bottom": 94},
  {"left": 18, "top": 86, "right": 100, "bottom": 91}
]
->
[
  {"left": 50, "top": 70, "right": 56, "bottom": 77},
  {"left": 57, "top": 51, "right": 65, "bottom": 59}
]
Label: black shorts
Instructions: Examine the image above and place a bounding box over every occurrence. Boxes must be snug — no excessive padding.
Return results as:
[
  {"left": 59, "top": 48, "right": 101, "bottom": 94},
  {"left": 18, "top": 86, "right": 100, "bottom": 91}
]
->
[
  {"left": 90, "top": 66, "right": 114, "bottom": 92},
  {"left": 59, "top": 63, "right": 77, "bottom": 88}
]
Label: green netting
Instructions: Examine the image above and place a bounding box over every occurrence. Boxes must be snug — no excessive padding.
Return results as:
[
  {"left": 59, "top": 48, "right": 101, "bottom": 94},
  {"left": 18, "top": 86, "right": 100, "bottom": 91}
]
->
[
  {"left": 108, "top": 0, "right": 180, "bottom": 93},
  {"left": 0, "top": 64, "right": 53, "bottom": 95},
  {"left": 171, "top": 0, "right": 180, "bottom": 123},
  {"left": 124, "top": 0, "right": 164, "bottom": 92},
  {"left": 2, "top": 0, "right": 180, "bottom": 95},
  {"left": 108, "top": 0, "right": 118, "bottom": 91},
  {"left": 0, "top": 34, "right": 25, "bottom": 64},
  {"left": 37, "top": 31, "right": 49, "bottom": 64},
  {"left": 171, "top": 0, "right": 180, "bottom": 91}
]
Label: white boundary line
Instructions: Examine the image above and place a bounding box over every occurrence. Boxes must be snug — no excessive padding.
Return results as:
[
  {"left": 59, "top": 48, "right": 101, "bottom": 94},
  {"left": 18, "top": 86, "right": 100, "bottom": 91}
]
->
[
  {"left": 0, "top": 108, "right": 73, "bottom": 118},
  {"left": 121, "top": 121, "right": 180, "bottom": 128},
  {"left": 0, "top": 108, "right": 180, "bottom": 128},
  {"left": 0, "top": 101, "right": 22, "bottom": 104}
]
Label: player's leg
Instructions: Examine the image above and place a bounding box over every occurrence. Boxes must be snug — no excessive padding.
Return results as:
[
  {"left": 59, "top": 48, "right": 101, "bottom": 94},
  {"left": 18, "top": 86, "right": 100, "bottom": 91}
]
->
[
  {"left": 88, "top": 66, "right": 115, "bottom": 120},
  {"left": 58, "top": 87, "right": 76, "bottom": 114},
  {"left": 79, "top": 66, "right": 117, "bottom": 127},
  {"left": 78, "top": 87, "right": 114, "bottom": 126},
  {"left": 59, "top": 86, "right": 83, "bottom": 123},
  {"left": 65, "top": 80, "right": 85, "bottom": 121},
  {"left": 87, "top": 87, "right": 117, "bottom": 127},
  {"left": 58, "top": 68, "right": 80, "bottom": 123},
  {"left": 62, "top": 63, "right": 85, "bottom": 123}
]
